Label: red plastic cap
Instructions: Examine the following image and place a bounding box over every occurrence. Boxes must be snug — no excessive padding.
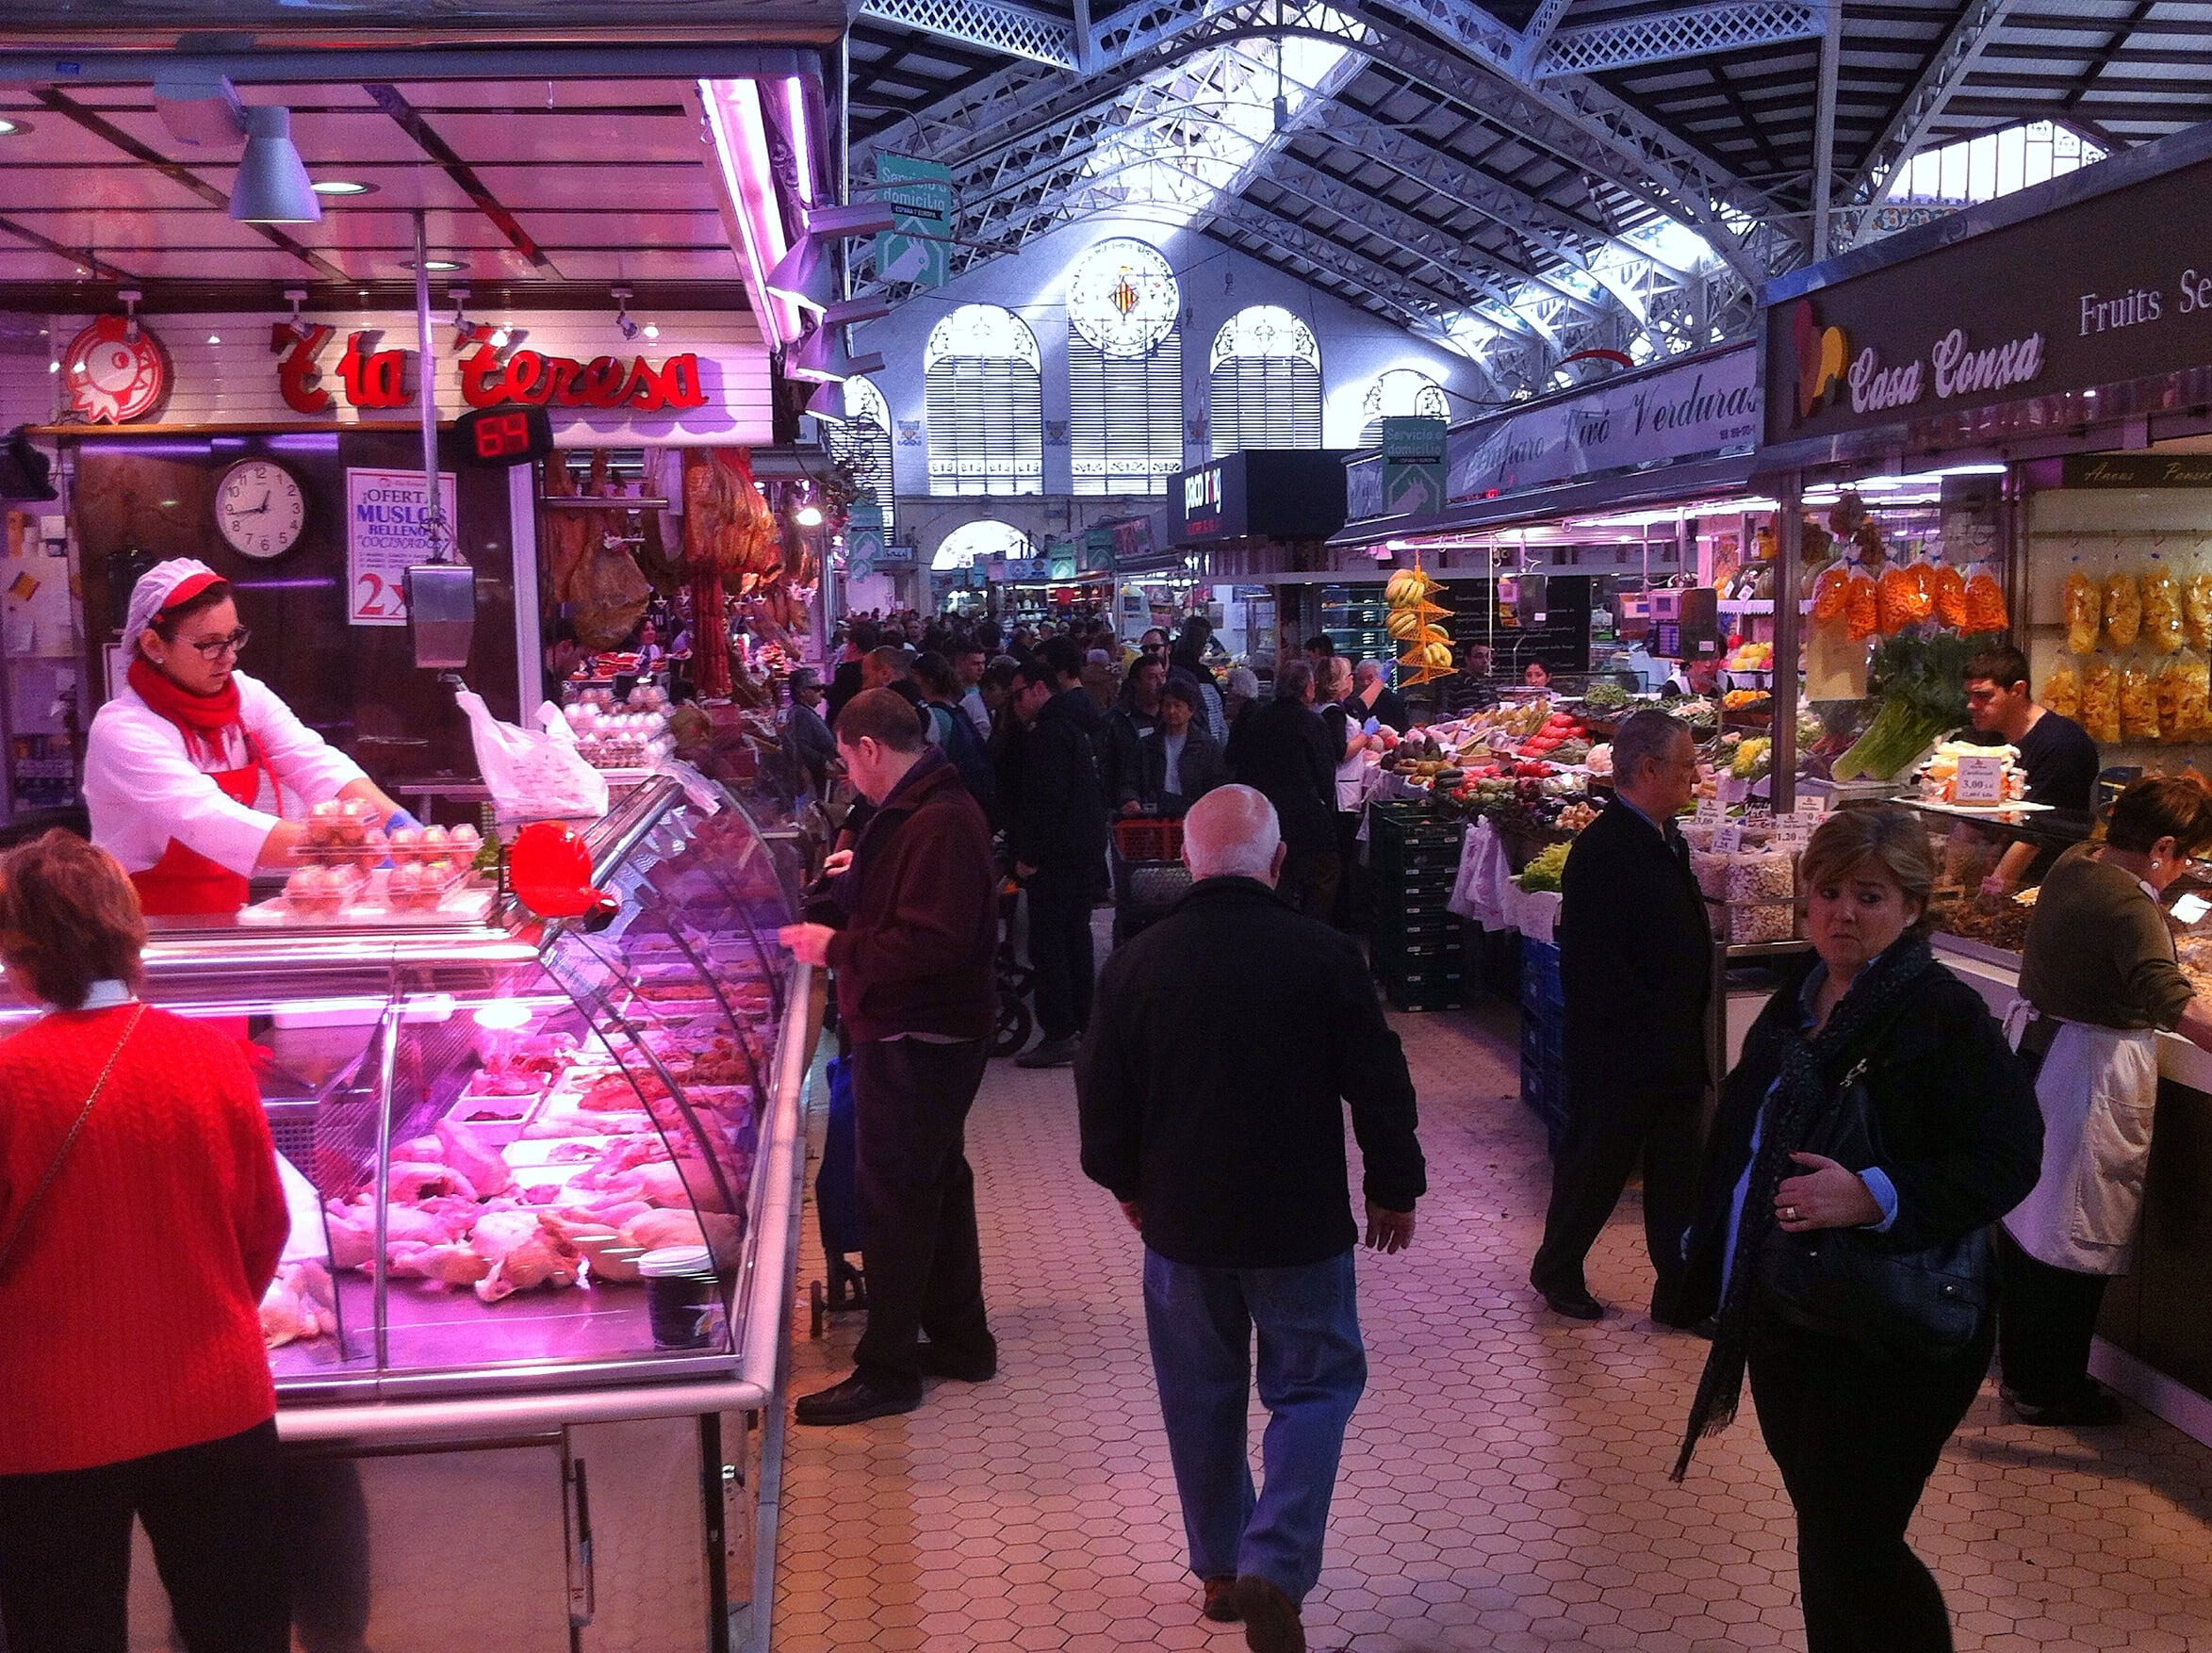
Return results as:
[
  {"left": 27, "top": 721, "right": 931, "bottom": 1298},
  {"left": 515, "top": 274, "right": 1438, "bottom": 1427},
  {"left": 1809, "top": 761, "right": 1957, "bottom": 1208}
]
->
[{"left": 510, "top": 821, "right": 604, "bottom": 918}]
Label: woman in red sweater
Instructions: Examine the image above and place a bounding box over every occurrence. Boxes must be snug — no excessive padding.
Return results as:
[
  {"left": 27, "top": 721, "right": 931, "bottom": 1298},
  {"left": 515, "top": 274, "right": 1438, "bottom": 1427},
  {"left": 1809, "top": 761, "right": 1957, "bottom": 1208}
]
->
[{"left": 0, "top": 830, "right": 290, "bottom": 1653}]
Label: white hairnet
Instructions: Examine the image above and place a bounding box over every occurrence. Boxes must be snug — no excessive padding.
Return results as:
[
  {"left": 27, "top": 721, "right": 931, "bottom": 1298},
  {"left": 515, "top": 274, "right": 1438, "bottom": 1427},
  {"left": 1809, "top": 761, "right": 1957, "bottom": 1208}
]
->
[{"left": 124, "top": 559, "right": 222, "bottom": 651}]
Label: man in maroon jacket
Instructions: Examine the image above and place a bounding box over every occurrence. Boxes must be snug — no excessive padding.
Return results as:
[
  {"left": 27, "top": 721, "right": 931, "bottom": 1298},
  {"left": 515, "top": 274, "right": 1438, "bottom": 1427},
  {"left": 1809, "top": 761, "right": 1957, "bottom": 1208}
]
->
[{"left": 780, "top": 688, "right": 1001, "bottom": 1425}]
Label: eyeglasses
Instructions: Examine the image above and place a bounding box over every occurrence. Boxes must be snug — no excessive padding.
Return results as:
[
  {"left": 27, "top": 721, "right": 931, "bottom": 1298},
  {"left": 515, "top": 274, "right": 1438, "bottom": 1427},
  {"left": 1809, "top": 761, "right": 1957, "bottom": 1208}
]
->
[{"left": 185, "top": 628, "right": 250, "bottom": 659}]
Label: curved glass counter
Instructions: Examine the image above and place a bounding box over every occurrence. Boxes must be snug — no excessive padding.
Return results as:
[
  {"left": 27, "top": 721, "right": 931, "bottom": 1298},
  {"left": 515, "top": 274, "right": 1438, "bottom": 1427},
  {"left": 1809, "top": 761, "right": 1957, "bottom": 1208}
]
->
[{"left": 0, "top": 776, "right": 808, "bottom": 1407}]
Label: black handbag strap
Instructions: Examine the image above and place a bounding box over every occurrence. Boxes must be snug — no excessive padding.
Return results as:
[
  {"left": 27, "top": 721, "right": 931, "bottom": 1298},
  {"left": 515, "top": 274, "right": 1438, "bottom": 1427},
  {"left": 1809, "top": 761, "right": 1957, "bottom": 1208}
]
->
[{"left": 0, "top": 1002, "right": 146, "bottom": 1277}]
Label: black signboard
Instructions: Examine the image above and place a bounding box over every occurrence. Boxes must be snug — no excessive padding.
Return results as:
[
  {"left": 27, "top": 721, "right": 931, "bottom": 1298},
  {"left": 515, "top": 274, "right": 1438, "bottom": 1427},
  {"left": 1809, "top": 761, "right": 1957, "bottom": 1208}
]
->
[
  {"left": 1763, "top": 143, "right": 2212, "bottom": 450},
  {"left": 1175, "top": 450, "right": 1351, "bottom": 545},
  {"left": 2061, "top": 452, "right": 2212, "bottom": 488}
]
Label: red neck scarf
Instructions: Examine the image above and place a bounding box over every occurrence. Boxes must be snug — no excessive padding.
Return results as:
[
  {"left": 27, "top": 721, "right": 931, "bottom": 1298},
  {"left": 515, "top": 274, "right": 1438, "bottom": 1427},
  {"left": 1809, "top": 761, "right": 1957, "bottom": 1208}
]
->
[{"left": 127, "top": 655, "right": 245, "bottom": 767}]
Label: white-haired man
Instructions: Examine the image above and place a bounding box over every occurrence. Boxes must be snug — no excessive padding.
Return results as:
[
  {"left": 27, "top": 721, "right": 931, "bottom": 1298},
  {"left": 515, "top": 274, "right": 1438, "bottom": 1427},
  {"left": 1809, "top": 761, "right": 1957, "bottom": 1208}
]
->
[{"left": 1076, "top": 785, "right": 1425, "bottom": 1653}]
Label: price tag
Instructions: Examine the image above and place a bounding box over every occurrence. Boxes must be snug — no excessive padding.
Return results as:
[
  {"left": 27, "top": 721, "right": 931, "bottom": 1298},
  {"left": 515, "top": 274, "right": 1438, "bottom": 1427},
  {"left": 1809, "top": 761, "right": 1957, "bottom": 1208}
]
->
[
  {"left": 1696, "top": 796, "right": 1727, "bottom": 824},
  {"left": 1712, "top": 824, "right": 1745, "bottom": 854},
  {"left": 1953, "top": 754, "right": 2007, "bottom": 807},
  {"left": 1795, "top": 792, "right": 1827, "bottom": 817}
]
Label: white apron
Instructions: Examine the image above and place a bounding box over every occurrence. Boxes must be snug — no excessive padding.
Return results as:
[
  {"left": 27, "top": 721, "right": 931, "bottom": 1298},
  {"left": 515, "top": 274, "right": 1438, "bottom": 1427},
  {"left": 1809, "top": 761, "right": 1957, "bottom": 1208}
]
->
[{"left": 2002, "top": 1002, "right": 2160, "bottom": 1275}]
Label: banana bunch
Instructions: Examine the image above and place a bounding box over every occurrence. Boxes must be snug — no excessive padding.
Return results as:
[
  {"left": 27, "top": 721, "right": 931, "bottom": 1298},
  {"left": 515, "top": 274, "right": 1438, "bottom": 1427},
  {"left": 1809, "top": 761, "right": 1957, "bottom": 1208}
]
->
[{"left": 1385, "top": 565, "right": 1455, "bottom": 684}]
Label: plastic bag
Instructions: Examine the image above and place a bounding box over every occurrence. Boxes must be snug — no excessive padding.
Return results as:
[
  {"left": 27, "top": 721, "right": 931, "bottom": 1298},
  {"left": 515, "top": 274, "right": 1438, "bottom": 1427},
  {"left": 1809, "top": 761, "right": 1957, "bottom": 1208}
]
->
[
  {"left": 1844, "top": 566, "right": 1878, "bottom": 641},
  {"left": 1965, "top": 566, "right": 2009, "bottom": 632},
  {"left": 2081, "top": 658, "right": 2121, "bottom": 744},
  {"left": 2062, "top": 569, "right": 2101, "bottom": 654},
  {"left": 1811, "top": 563, "right": 1852, "bottom": 629},
  {"left": 2120, "top": 656, "right": 2160, "bottom": 742},
  {"left": 2155, "top": 654, "right": 2187, "bottom": 742},
  {"left": 1929, "top": 562, "right": 1968, "bottom": 630},
  {"left": 2144, "top": 565, "right": 2186, "bottom": 655},
  {"left": 458, "top": 689, "right": 612, "bottom": 822},
  {"left": 2042, "top": 657, "right": 2081, "bottom": 721},
  {"left": 1877, "top": 563, "right": 1932, "bottom": 634},
  {"left": 2186, "top": 572, "right": 2212, "bottom": 650},
  {"left": 2175, "top": 650, "right": 2212, "bottom": 741},
  {"left": 2105, "top": 571, "right": 2142, "bottom": 648}
]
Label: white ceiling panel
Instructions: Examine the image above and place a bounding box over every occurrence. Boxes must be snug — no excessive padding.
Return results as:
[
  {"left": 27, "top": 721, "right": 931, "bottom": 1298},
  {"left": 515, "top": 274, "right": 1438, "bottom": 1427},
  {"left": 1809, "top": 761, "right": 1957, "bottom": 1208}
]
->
[
  {"left": 384, "top": 80, "right": 696, "bottom": 112},
  {"left": 546, "top": 249, "right": 746, "bottom": 281},
  {"left": 472, "top": 163, "right": 715, "bottom": 212},
  {"left": 6, "top": 210, "right": 282, "bottom": 253},
  {"left": 0, "top": 246, "right": 87, "bottom": 282},
  {"left": 0, "top": 165, "right": 215, "bottom": 212},
  {"left": 418, "top": 111, "right": 706, "bottom": 165},
  {"left": 513, "top": 210, "right": 731, "bottom": 246}
]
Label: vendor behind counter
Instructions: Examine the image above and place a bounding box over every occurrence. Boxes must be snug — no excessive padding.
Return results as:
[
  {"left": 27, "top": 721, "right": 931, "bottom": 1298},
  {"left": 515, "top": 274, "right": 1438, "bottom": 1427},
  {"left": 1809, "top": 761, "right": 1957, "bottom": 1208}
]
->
[
  {"left": 83, "top": 559, "right": 408, "bottom": 919},
  {"left": 1958, "top": 643, "right": 2101, "bottom": 901}
]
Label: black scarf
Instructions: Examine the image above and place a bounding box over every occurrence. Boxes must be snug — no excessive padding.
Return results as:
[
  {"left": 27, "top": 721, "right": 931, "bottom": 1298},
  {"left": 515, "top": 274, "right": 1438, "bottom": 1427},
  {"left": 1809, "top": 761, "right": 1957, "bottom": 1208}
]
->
[{"left": 1672, "top": 933, "right": 1941, "bottom": 1481}]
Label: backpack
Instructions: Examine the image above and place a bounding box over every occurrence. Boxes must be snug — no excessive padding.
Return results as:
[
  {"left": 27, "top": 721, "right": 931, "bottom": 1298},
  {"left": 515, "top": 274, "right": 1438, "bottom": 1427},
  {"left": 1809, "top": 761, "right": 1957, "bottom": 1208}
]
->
[{"left": 931, "top": 700, "right": 996, "bottom": 810}]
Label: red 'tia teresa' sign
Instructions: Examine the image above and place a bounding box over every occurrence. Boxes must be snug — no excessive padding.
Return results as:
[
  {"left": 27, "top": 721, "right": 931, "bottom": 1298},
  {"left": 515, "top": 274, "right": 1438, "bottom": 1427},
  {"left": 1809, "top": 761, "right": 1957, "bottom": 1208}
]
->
[
  {"left": 270, "top": 325, "right": 710, "bottom": 417},
  {"left": 63, "top": 317, "right": 170, "bottom": 423}
]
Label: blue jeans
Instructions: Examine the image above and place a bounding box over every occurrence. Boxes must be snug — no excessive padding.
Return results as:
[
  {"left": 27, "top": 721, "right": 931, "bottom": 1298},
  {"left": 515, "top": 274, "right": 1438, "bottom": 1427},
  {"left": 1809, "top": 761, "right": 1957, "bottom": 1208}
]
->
[{"left": 1142, "top": 1248, "right": 1367, "bottom": 1603}]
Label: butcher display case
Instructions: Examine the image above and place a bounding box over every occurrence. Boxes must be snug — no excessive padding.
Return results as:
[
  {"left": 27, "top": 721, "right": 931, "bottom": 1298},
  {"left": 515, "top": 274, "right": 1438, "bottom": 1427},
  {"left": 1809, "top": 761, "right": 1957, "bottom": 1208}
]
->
[{"left": 0, "top": 776, "right": 816, "bottom": 1653}]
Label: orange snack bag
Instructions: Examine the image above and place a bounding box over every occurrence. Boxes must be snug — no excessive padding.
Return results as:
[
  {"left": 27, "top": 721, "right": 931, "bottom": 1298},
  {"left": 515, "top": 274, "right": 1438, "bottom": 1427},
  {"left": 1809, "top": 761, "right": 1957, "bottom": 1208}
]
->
[
  {"left": 1845, "top": 567, "right": 1878, "bottom": 641},
  {"left": 1929, "top": 563, "right": 1967, "bottom": 629},
  {"left": 1964, "top": 568, "right": 2008, "bottom": 632}
]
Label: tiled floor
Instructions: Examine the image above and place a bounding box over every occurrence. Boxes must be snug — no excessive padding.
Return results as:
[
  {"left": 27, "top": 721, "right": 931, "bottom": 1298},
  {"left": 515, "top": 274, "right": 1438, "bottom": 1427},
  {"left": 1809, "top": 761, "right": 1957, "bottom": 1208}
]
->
[{"left": 773, "top": 996, "right": 2212, "bottom": 1653}]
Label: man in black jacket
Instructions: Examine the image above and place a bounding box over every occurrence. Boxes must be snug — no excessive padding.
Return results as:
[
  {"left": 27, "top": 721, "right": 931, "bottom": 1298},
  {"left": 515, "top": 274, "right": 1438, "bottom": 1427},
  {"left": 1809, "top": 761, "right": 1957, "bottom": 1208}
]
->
[
  {"left": 1531, "top": 709, "right": 1712, "bottom": 1325},
  {"left": 1222, "top": 660, "right": 1339, "bottom": 920},
  {"left": 1009, "top": 658, "right": 1109, "bottom": 1069},
  {"left": 1077, "top": 785, "right": 1423, "bottom": 1653}
]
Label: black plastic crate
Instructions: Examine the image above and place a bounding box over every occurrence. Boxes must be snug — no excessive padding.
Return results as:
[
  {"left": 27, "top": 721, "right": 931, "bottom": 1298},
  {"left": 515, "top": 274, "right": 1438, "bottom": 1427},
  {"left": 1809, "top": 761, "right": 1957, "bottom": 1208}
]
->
[{"left": 1371, "top": 910, "right": 1459, "bottom": 945}]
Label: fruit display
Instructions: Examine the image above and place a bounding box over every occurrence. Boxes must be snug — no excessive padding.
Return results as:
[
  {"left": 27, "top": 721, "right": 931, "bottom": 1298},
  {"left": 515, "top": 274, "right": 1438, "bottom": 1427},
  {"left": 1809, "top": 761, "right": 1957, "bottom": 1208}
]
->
[
  {"left": 1385, "top": 565, "right": 1456, "bottom": 685},
  {"left": 1722, "top": 689, "right": 1770, "bottom": 712},
  {"left": 1726, "top": 642, "right": 1774, "bottom": 672},
  {"left": 1516, "top": 840, "right": 1571, "bottom": 893}
]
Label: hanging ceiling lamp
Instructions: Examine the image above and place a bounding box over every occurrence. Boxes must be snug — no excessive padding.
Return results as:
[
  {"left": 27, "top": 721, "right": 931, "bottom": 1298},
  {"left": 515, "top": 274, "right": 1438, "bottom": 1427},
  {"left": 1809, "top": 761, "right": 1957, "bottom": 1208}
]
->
[{"left": 231, "top": 106, "right": 323, "bottom": 223}]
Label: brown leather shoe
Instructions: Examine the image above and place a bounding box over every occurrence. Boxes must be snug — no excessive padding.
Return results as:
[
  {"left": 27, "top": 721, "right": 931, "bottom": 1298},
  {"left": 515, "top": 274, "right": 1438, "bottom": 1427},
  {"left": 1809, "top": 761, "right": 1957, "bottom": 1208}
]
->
[
  {"left": 1201, "top": 1578, "right": 1241, "bottom": 1623},
  {"left": 1231, "top": 1576, "right": 1304, "bottom": 1653}
]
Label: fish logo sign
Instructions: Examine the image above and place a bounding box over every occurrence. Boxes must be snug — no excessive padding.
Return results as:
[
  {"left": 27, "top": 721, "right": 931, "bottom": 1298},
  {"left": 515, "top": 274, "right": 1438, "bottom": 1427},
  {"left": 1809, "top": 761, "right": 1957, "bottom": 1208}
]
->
[{"left": 1791, "top": 300, "right": 1850, "bottom": 421}]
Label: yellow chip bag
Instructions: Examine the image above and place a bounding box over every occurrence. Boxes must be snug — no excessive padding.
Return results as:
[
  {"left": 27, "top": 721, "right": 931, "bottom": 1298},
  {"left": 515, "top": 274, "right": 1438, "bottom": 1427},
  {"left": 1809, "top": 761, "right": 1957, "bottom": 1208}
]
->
[
  {"left": 2144, "top": 565, "right": 2186, "bottom": 654},
  {"left": 2106, "top": 571, "right": 2143, "bottom": 648},
  {"left": 2081, "top": 658, "right": 2121, "bottom": 744},
  {"left": 2121, "top": 657, "right": 2160, "bottom": 742}
]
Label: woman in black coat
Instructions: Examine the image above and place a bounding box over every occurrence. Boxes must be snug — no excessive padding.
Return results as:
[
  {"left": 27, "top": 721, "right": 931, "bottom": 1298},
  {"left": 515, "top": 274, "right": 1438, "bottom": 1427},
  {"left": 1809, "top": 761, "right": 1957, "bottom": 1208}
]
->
[{"left": 1674, "top": 806, "right": 2041, "bottom": 1653}]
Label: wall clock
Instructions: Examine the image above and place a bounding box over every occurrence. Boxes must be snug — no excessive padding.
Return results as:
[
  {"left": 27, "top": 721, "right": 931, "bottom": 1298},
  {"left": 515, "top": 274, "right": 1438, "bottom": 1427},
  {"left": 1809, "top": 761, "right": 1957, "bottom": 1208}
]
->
[{"left": 215, "top": 458, "right": 307, "bottom": 560}]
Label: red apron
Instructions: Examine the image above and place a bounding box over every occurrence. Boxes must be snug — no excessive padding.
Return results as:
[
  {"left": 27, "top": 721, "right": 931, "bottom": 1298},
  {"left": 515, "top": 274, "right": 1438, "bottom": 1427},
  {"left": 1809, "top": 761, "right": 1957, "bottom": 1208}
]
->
[{"left": 130, "top": 761, "right": 262, "bottom": 918}]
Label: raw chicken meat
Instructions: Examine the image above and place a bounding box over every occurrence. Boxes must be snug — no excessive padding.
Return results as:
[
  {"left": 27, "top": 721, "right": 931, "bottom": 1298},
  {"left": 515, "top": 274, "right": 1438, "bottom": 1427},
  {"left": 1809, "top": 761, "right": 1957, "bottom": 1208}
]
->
[
  {"left": 387, "top": 1160, "right": 478, "bottom": 1203},
  {"left": 434, "top": 1119, "right": 516, "bottom": 1198},
  {"left": 621, "top": 1207, "right": 707, "bottom": 1253},
  {"left": 471, "top": 1211, "right": 583, "bottom": 1303},
  {"left": 386, "top": 1241, "right": 493, "bottom": 1289},
  {"left": 262, "top": 1262, "right": 336, "bottom": 1348}
]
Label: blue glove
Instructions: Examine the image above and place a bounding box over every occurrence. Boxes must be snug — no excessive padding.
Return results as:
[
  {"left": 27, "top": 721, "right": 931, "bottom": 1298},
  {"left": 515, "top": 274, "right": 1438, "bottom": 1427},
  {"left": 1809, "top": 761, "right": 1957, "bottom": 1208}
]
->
[
  {"left": 385, "top": 809, "right": 423, "bottom": 834},
  {"left": 1363, "top": 717, "right": 1382, "bottom": 736}
]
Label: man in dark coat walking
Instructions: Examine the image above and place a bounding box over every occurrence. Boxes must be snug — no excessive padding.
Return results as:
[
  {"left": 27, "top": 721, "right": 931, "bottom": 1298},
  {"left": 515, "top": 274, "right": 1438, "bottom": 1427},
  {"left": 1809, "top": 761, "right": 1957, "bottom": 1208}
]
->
[
  {"left": 1009, "top": 657, "right": 1110, "bottom": 1069},
  {"left": 1530, "top": 708, "right": 1712, "bottom": 1326},
  {"left": 779, "top": 689, "right": 1001, "bottom": 1424},
  {"left": 1078, "top": 785, "right": 1424, "bottom": 1653},
  {"left": 1222, "top": 660, "right": 1340, "bottom": 921}
]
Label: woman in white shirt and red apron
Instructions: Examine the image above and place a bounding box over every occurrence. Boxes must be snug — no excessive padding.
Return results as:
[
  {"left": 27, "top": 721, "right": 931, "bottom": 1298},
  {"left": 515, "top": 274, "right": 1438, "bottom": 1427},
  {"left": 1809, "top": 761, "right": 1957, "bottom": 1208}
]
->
[{"left": 85, "top": 559, "right": 411, "bottom": 919}]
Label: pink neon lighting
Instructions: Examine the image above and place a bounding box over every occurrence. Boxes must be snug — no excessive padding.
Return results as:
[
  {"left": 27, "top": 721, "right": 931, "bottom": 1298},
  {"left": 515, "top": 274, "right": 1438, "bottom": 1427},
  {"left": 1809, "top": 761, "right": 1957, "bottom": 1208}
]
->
[
  {"left": 700, "top": 77, "right": 803, "bottom": 348},
  {"left": 786, "top": 77, "right": 815, "bottom": 207}
]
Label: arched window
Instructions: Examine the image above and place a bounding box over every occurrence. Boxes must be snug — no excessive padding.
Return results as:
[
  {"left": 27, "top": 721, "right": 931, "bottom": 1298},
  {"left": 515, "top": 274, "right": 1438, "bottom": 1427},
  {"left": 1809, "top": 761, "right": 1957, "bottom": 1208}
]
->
[
  {"left": 925, "top": 304, "right": 1043, "bottom": 497},
  {"left": 824, "top": 375, "right": 894, "bottom": 534},
  {"left": 1209, "top": 305, "right": 1321, "bottom": 456},
  {"left": 1359, "top": 368, "right": 1450, "bottom": 446},
  {"left": 931, "top": 520, "right": 1034, "bottom": 571},
  {"left": 1067, "top": 237, "right": 1184, "bottom": 497}
]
